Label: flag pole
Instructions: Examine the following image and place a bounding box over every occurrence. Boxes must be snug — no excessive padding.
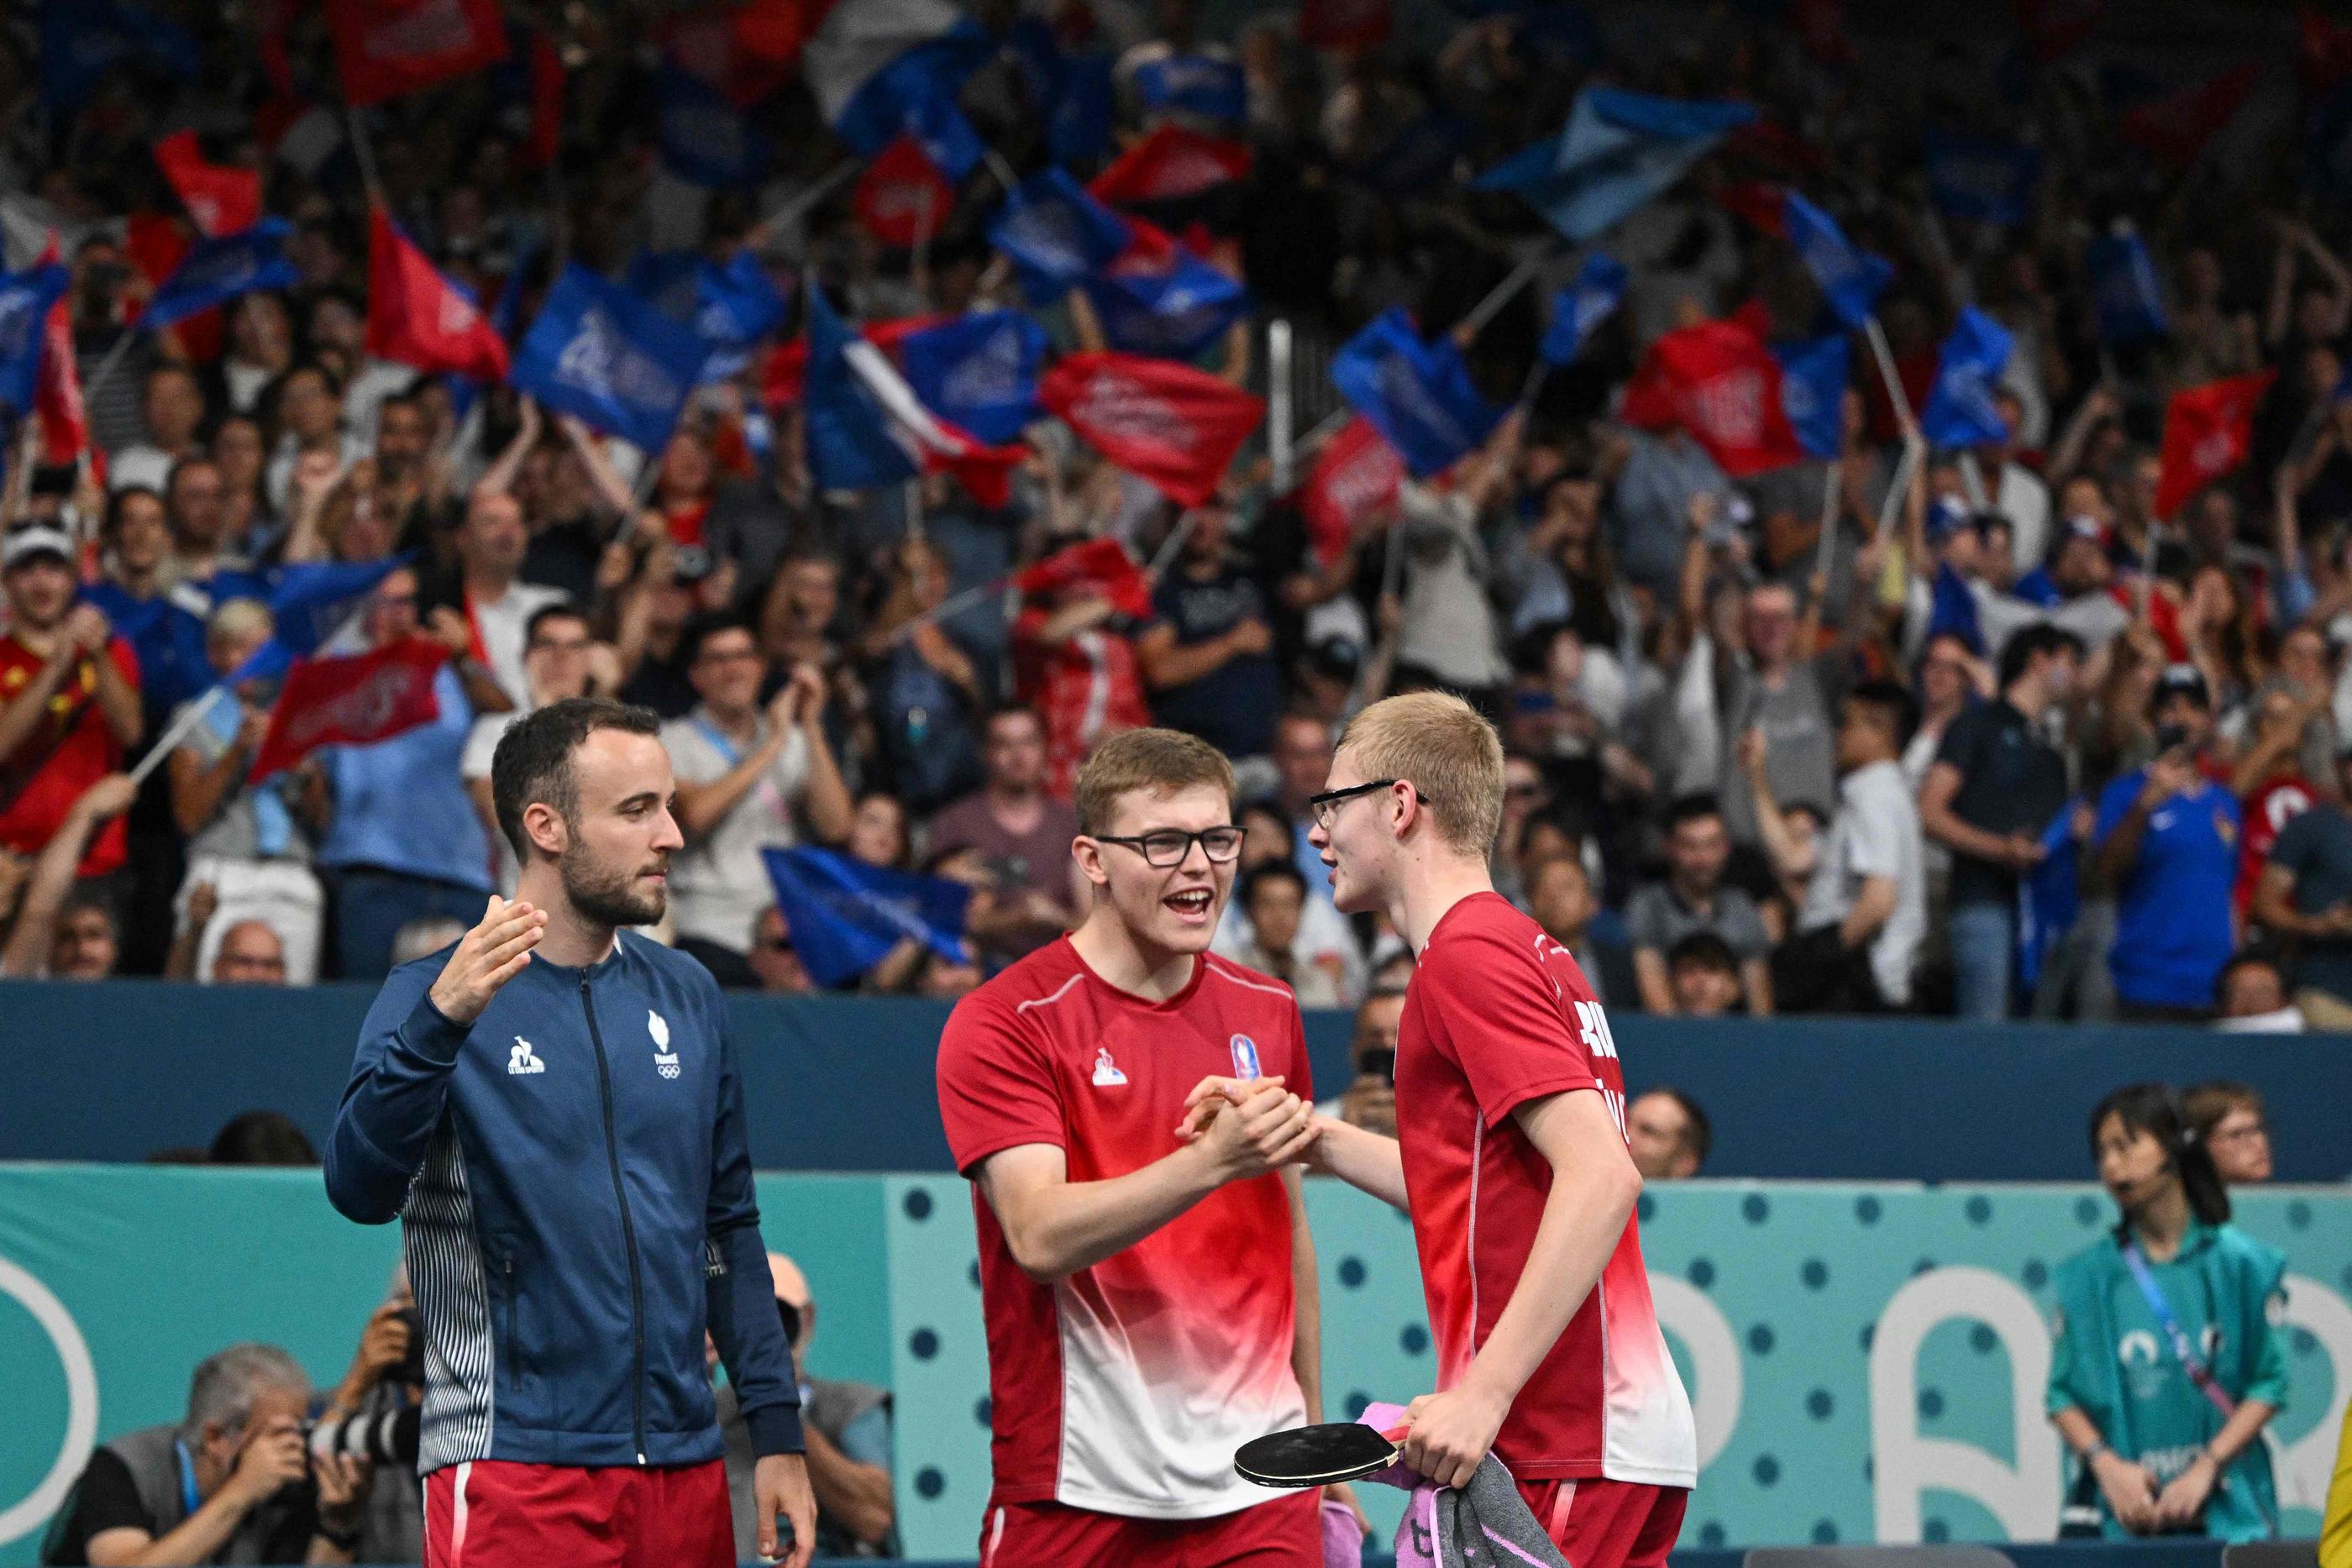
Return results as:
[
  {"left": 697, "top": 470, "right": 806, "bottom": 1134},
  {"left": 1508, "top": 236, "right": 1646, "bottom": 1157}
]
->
[
  {"left": 127, "top": 590, "right": 377, "bottom": 789},
  {"left": 1516, "top": 358, "right": 1551, "bottom": 411},
  {"left": 1862, "top": 316, "right": 1912, "bottom": 427},
  {"left": 1268, "top": 319, "right": 1294, "bottom": 492},
  {"left": 1810, "top": 458, "right": 1841, "bottom": 604},
  {"left": 906, "top": 478, "right": 925, "bottom": 544},
  {"left": 1457, "top": 251, "right": 1546, "bottom": 343},
  {"left": 749, "top": 162, "right": 862, "bottom": 249},
  {"left": 344, "top": 106, "right": 383, "bottom": 205},
  {"left": 77, "top": 330, "right": 141, "bottom": 424},
  {"left": 1147, "top": 510, "right": 1197, "bottom": 577}
]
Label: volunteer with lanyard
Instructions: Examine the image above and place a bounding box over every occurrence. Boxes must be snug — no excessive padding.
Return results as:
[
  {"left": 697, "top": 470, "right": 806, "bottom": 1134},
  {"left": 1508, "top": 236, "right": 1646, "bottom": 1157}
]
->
[{"left": 2047, "top": 1083, "right": 2288, "bottom": 1542}]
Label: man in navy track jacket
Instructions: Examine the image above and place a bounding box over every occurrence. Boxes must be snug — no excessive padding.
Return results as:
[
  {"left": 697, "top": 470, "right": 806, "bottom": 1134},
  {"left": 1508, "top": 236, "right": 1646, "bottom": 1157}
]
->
[{"left": 324, "top": 696, "right": 816, "bottom": 1568}]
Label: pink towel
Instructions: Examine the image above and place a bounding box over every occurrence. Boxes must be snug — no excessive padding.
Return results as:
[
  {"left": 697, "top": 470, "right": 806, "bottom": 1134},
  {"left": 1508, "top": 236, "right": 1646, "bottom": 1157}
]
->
[{"left": 1323, "top": 1496, "right": 1368, "bottom": 1568}]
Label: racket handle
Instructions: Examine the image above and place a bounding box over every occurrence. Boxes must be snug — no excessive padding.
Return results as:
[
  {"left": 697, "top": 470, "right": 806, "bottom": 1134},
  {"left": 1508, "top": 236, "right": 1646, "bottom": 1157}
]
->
[{"left": 1378, "top": 1424, "right": 1410, "bottom": 1445}]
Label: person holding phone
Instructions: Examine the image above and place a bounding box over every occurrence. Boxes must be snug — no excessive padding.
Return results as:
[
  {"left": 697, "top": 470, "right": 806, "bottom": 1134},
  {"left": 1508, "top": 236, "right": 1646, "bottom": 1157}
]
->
[{"left": 2092, "top": 667, "right": 2241, "bottom": 1021}]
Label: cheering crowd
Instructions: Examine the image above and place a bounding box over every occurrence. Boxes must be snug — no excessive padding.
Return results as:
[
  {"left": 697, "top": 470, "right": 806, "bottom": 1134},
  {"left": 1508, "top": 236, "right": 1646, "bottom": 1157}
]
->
[{"left": 3, "top": 0, "right": 2352, "bottom": 1024}]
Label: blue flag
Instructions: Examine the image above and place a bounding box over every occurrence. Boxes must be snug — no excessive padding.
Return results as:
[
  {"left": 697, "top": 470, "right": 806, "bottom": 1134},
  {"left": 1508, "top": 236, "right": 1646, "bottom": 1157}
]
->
[
  {"left": 1475, "top": 87, "right": 1757, "bottom": 242},
  {"left": 658, "top": 66, "right": 771, "bottom": 188},
  {"left": 1923, "top": 128, "right": 2042, "bottom": 225},
  {"left": 144, "top": 220, "right": 300, "bottom": 331},
  {"left": 691, "top": 254, "right": 790, "bottom": 384},
  {"left": 0, "top": 263, "right": 70, "bottom": 414},
  {"left": 39, "top": 0, "right": 199, "bottom": 110},
  {"left": 1782, "top": 191, "right": 1891, "bottom": 330},
  {"left": 898, "top": 312, "right": 1047, "bottom": 444},
  {"left": 1538, "top": 254, "right": 1627, "bottom": 366},
  {"left": 1082, "top": 253, "right": 1252, "bottom": 362},
  {"left": 215, "top": 557, "right": 412, "bottom": 684},
  {"left": 802, "top": 286, "right": 918, "bottom": 493},
  {"left": 825, "top": 20, "right": 994, "bottom": 181},
  {"left": 1131, "top": 54, "right": 1247, "bottom": 123},
  {"left": 762, "top": 846, "right": 970, "bottom": 988},
  {"left": 2017, "top": 800, "right": 2081, "bottom": 996},
  {"left": 1771, "top": 334, "right": 1850, "bottom": 460},
  {"left": 1920, "top": 307, "right": 2015, "bottom": 449},
  {"left": 1330, "top": 307, "right": 1505, "bottom": 478},
  {"left": 988, "top": 170, "right": 1133, "bottom": 304},
  {"left": 2087, "top": 231, "right": 2168, "bottom": 345},
  {"left": 511, "top": 264, "right": 710, "bottom": 454}
]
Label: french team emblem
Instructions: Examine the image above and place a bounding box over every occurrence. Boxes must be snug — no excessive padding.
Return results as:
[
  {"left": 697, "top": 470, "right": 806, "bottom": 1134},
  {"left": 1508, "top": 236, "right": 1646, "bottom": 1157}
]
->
[
  {"left": 650, "top": 1009, "right": 680, "bottom": 1079},
  {"left": 1230, "top": 1033, "right": 1261, "bottom": 1079}
]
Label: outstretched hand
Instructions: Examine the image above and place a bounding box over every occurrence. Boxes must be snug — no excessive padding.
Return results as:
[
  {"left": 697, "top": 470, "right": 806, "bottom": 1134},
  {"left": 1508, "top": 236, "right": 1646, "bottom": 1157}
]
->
[{"left": 428, "top": 895, "right": 546, "bottom": 1025}]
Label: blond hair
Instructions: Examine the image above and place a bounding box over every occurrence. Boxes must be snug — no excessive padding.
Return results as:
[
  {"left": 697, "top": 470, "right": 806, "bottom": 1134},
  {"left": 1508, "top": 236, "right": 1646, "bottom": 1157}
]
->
[
  {"left": 1337, "top": 691, "right": 1504, "bottom": 855},
  {"left": 1074, "top": 727, "right": 1236, "bottom": 835}
]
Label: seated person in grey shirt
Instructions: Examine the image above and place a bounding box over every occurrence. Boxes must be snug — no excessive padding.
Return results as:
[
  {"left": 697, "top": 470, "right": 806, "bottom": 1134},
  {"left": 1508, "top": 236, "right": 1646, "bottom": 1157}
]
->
[{"left": 1625, "top": 794, "right": 1775, "bottom": 1015}]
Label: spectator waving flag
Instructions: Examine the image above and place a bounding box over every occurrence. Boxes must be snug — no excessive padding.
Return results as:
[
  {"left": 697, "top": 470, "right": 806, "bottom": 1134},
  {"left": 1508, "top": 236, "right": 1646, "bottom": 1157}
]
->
[
  {"left": 1089, "top": 127, "right": 1254, "bottom": 207},
  {"left": 1131, "top": 54, "right": 1248, "bottom": 123},
  {"left": 803, "top": 286, "right": 1024, "bottom": 505},
  {"left": 142, "top": 219, "right": 301, "bottom": 331},
  {"left": 247, "top": 639, "right": 449, "bottom": 783},
  {"left": 802, "top": 0, "right": 994, "bottom": 180},
  {"left": 152, "top": 133, "right": 262, "bottom": 240},
  {"left": 0, "top": 262, "right": 71, "bottom": 414},
  {"left": 761, "top": 846, "right": 970, "bottom": 988},
  {"left": 1330, "top": 307, "right": 1504, "bottom": 478},
  {"left": 1013, "top": 538, "right": 1155, "bottom": 619},
  {"left": 2087, "top": 228, "right": 2169, "bottom": 345},
  {"left": 1782, "top": 191, "right": 1891, "bottom": 330},
  {"left": 1771, "top": 333, "right": 1851, "bottom": 460},
  {"left": 1620, "top": 317, "right": 1808, "bottom": 478},
  {"left": 365, "top": 207, "right": 510, "bottom": 383},
  {"left": 1475, "top": 87, "right": 1758, "bottom": 242},
  {"left": 1922, "top": 128, "right": 2041, "bottom": 224},
  {"left": 657, "top": 64, "right": 773, "bottom": 188},
  {"left": 1298, "top": 417, "right": 1404, "bottom": 567},
  {"left": 2155, "top": 370, "right": 2276, "bottom": 520},
  {"left": 989, "top": 170, "right": 1133, "bottom": 304},
  {"left": 1081, "top": 224, "right": 1252, "bottom": 361},
  {"left": 328, "top": 0, "right": 509, "bottom": 107},
  {"left": 1040, "top": 352, "right": 1264, "bottom": 506},
  {"left": 1919, "top": 307, "right": 2015, "bottom": 449},
  {"left": 1539, "top": 254, "right": 1628, "bottom": 366},
  {"left": 511, "top": 263, "right": 709, "bottom": 456},
  {"left": 896, "top": 311, "right": 1047, "bottom": 444}
]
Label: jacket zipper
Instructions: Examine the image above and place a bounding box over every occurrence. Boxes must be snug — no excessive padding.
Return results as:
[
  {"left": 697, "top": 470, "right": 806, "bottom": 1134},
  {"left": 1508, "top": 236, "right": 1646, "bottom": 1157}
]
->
[{"left": 580, "top": 973, "right": 648, "bottom": 1464}]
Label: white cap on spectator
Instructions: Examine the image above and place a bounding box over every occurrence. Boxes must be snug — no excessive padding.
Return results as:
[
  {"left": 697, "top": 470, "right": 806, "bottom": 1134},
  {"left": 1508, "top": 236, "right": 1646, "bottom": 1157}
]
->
[{"left": 2, "top": 524, "right": 73, "bottom": 569}]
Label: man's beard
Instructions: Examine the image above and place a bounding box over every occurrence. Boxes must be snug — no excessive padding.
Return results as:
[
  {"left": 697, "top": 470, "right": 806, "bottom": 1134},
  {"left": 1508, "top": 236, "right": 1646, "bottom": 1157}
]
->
[{"left": 560, "top": 841, "right": 667, "bottom": 928}]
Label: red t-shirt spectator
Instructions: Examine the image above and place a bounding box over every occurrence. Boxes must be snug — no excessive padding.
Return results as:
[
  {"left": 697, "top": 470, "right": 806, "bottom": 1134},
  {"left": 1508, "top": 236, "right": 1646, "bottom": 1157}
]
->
[
  {"left": 1011, "top": 606, "right": 1149, "bottom": 800},
  {"left": 2238, "top": 774, "right": 2316, "bottom": 917},
  {"left": 0, "top": 633, "right": 141, "bottom": 876}
]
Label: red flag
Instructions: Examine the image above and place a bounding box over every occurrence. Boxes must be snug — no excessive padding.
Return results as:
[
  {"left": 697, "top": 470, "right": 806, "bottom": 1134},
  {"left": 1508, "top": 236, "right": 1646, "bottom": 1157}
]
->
[
  {"left": 762, "top": 313, "right": 948, "bottom": 406},
  {"left": 34, "top": 236, "right": 87, "bottom": 469},
  {"left": 1299, "top": 0, "right": 1389, "bottom": 50},
  {"left": 853, "top": 138, "right": 955, "bottom": 249},
  {"left": 2121, "top": 64, "right": 2259, "bottom": 169},
  {"left": 2302, "top": 8, "right": 2352, "bottom": 91},
  {"left": 1088, "top": 127, "right": 1254, "bottom": 207},
  {"left": 364, "top": 207, "right": 511, "bottom": 381},
  {"left": 256, "top": 0, "right": 298, "bottom": 97},
  {"left": 1039, "top": 353, "right": 1265, "bottom": 507},
  {"left": 521, "top": 31, "right": 564, "bottom": 170},
  {"left": 153, "top": 133, "right": 263, "bottom": 239},
  {"left": 1620, "top": 319, "right": 1807, "bottom": 480},
  {"left": 1298, "top": 417, "right": 1402, "bottom": 567},
  {"left": 249, "top": 639, "right": 449, "bottom": 782},
  {"left": 2014, "top": 0, "right": 2106, "bottom": 61},
  {"left": 328, "top": 0, "right": 509, "bottom": 108},
  {"left": 662, "top": 3, "right": 800, "bottom": 107},
  {"left": 1013, "top": 538, "right": 1154, "bottom": 621},
  {"left": 2155, "top": 370, "right": 2276, "bottom": 521}
]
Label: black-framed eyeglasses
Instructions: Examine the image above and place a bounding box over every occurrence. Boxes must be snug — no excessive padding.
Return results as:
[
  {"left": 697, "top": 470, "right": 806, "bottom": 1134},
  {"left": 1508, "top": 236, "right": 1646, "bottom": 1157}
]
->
[
  {"left": 1091, "top": 826, "right": 1244, "bottom": 867},
  {"left": 1306, "top": 779, "right": 1435, "bottom": 832}
]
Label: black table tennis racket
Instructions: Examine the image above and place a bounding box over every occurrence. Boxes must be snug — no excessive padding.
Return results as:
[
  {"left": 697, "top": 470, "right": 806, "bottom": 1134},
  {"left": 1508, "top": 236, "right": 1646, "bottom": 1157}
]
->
[{"left": 1234, "top": 1422, "right": 1410, "bottom": 1488}]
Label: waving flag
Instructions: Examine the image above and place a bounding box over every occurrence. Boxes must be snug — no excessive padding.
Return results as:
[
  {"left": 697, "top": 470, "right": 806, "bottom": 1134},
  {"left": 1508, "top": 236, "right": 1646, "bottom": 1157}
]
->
[
  {"left": 1081, "top": 226, "right": 1252, "bottom": 361},
  {"left": 1299, "top": 417, "right": 1404, "bottom": 566},
  {"left": 249, "top": 638, "right": 449, "bottom": 782},
  {"left": 38, "top": 0, "right": 200, "bottom": 109},
  {"left": 1476, "top": 87, "right": 1758, "bottom": 242},
  {"left": 855, "top": 137, "right": 955, "bottom": 249},
  {"left": 0, "top": 264, "right": 71, "bottom": 414},
  {"left": 690, "top": 254, "right": 789, "bottom": 383},
  {"left": 658, "top": 64, "right": 773, "bottom": 187},
  {"left": 152, "top": 133, "right": 262, "bottom": 240},
  {"left": 1040, "top": 352, "right": 1263, "bottom": 506},
  {"left": 762, "top": 312, "right": 943, "bottom": 406},
  {"left": 1131, "top": 54, "right": 1247, "bottom": 123},
  {"left": 365, "top": 207, "right": 509, "bottom": 383},
  {"left": 1330, "top": 307, "right": 1504, "bottom": 478},
  {"left": 2155, "top": 370, "right": 2276, "bottom": 520},
  {"left": 1539, "top": 254, "right": 1628, "bottom": 367},
  {"left": 1919, "top": 307, "right": 2015, "bottom": 449},
  {"left": 1620, "top": 318, "right": 1808, "bottom": 478},
  {"left": 1782, "top": 191, "right": 1891, "bottom": 329},
  {"left": 1089, "top": 126, "right": 1254, "bottom": 207},
  {"left": 2121, "top": 64, "right": 2259, "bottom": 170},
  {"left": 897, "top": 312, "right": 1047, "bottom": 444},
  {"left": 1923, "top": 128, "right": 2041, "bottom": 224},
  {"left": 803, "top": 0, "right": 992, "bottom": 180},
  {"left": 989, "top": 170, "right": 1134, "bottom": 303},
  {"left": 34, "top": 240, "right": 86, "bottom": 464},
  {"left": 2087, "top": 230, "right": 2168, "bottom": 345},
  {"left": 1014, "top": 538, "right": 1154, "bottom": 619},
  {"left": 803, "top": 287, "right": 1023, "bottom": 505},
  {"left": 763, "top": 846, "right": 971, "bottom": 988},
  {"left": 1772, "top": 334, "right": 1851, "bottom": 460},
  {"left": 511, "top": 264, "right": 709, "bottom": 455},
  {"left": 144, "top": 220, "right": 300, "bottom": 331},
  {"left": 328, "top": 0, "right": 508, "bottom": 107},
  {"left": 214, "top": 556, "right": 414, "bottom": 682}
]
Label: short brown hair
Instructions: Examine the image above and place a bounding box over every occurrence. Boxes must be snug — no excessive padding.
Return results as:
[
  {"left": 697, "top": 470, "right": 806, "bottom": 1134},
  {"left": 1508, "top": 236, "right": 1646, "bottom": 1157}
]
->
[
  {"left": 1074, "top": 727, "right": 1236, "bottom": 835},
  {"left": 1337, "top": 691, "right": 1504, "bottom": 855},
  {"left": 2181, "top": 1080, "right": 2263, "bottom": 1140}
]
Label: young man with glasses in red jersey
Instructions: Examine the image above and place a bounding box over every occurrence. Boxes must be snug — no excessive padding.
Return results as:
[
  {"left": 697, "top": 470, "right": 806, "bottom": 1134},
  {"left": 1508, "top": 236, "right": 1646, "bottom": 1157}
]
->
[{"left": 936, "top": 726, "right": 1361, "bottom": 1568}]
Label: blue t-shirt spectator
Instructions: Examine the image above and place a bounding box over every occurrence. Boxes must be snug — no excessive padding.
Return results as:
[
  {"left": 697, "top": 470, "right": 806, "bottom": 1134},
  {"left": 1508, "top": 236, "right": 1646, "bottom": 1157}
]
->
[
  {"left": 2092, "top": 767, "right": 2240, "bottom": 1009},
  {"left": 81, "top": 580, "right": 212, "bottom": 731},
  {"left": 318, "top": 666, "right": 491, "bottom": 890}
]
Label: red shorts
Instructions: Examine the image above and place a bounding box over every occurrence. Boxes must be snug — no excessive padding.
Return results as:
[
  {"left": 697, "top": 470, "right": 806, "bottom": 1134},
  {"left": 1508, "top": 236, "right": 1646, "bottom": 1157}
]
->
[
  {"left": 1517, "top": 1477, "right": 1689, "bottom": 1568},
  {"left": 423, "top": 1458, "right": 733, "bottom": 1568},
  {"left": 979, "top": 1488, "right": 1320, "bottom": 1568}
]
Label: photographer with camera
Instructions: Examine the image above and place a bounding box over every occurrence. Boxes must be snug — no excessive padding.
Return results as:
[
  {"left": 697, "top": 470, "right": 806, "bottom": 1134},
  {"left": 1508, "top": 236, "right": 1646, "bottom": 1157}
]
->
[
  {"left": 312, "top": 1272, "right": 426, "bottom": 1564},
  {"left": 40, "top": 1344, "right": 369, "bottom": 1565}
]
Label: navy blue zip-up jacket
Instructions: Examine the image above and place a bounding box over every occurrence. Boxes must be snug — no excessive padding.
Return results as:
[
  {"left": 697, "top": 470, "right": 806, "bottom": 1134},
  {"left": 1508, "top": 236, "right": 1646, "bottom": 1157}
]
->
[{"left": 323, "top": 931, "right": 803, "bottom": 1474}]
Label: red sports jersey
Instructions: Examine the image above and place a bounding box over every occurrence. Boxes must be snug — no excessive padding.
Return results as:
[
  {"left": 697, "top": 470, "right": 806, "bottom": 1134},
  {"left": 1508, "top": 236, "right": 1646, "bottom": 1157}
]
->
[
  {"left": 1010, "top": 609, "right": 1149, "bottom": 800},
  {"left": 0, "top": 633, "right": 139, "bottom": 876},
  {"left": 2236, "top": 774, "right": 2313, "bottom": 916},
  {"left": 937, "top": 938, "right": 1311, "bottom": 1519},
  {"left": 1395, "top": 893, "right": 1695, "bottom": 1487}
]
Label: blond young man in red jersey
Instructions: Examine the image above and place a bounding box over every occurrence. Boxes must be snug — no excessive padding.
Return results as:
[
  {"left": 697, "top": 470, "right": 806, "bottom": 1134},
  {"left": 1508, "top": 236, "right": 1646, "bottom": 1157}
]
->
[
  {"left": 1294, "top": 691, "right": 1696, "bottom": 1567},
  {"left": 936, "top": 727, "right": 1360, "bottom": 1568}
]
